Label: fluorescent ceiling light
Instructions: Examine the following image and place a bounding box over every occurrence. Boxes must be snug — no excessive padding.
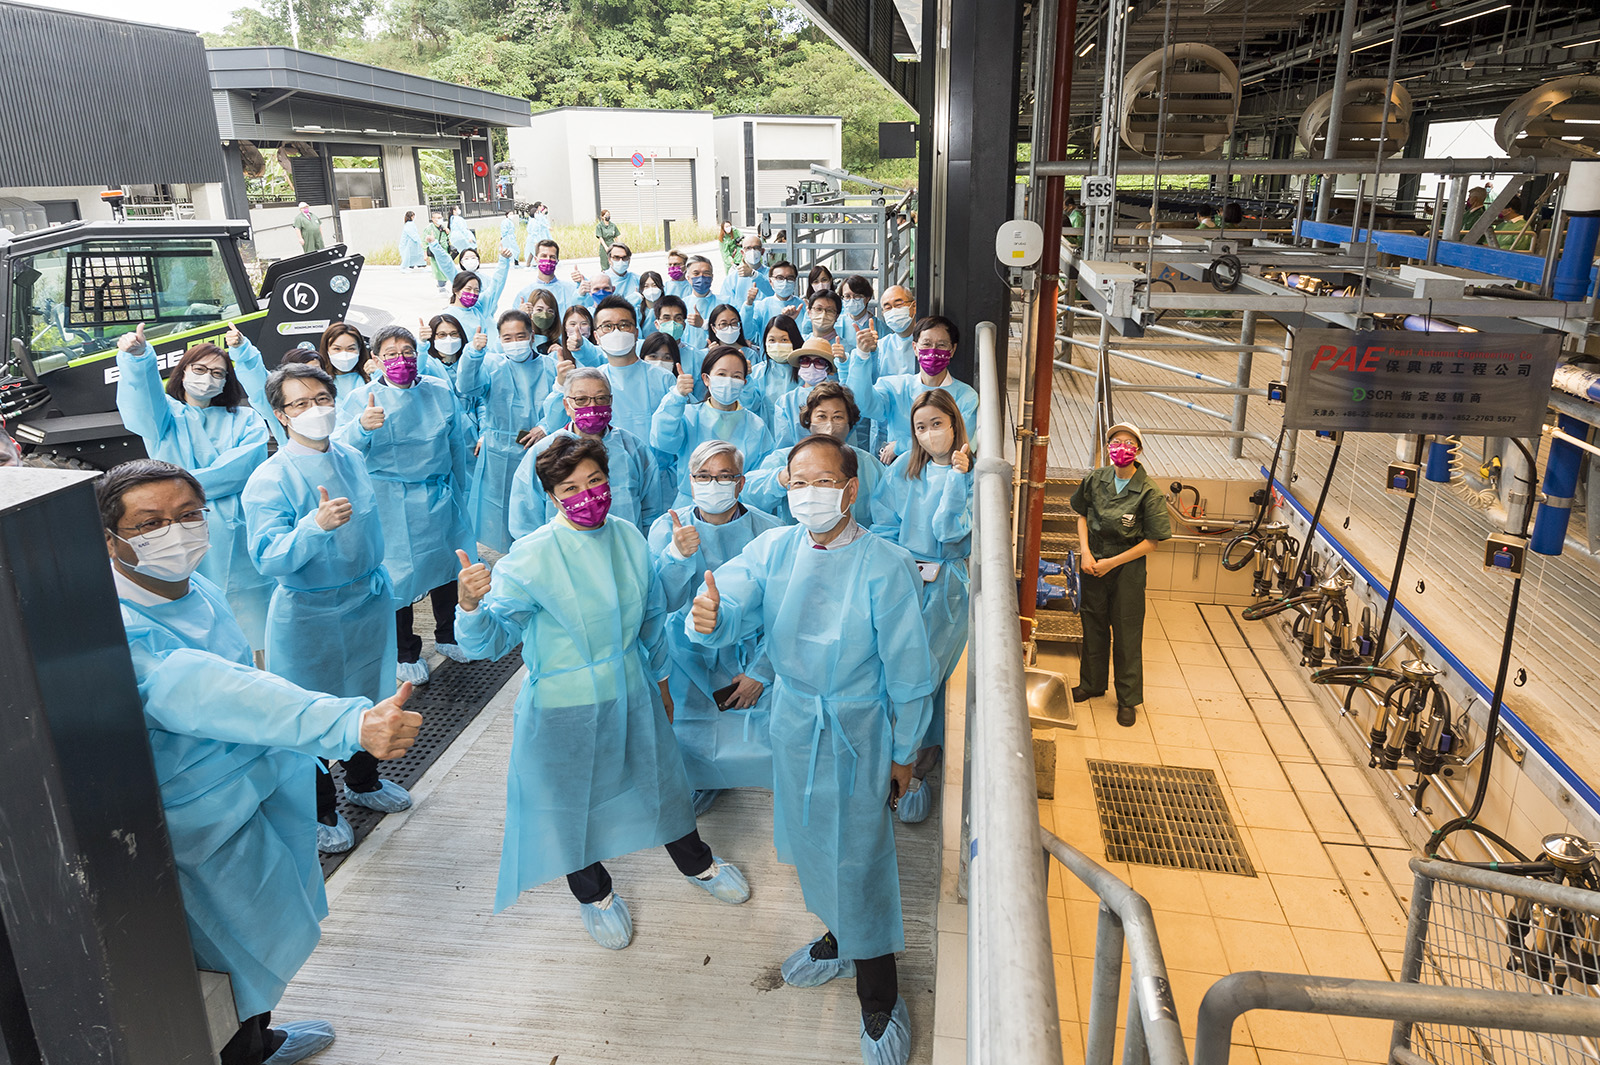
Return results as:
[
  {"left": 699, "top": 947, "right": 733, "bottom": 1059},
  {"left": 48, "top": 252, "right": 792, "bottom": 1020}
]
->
[
  {"left": 1353, "top": 37, "right": 1394, "bottom": 52},
  {"left": 1440, "top": 3, "right": 1509, "bottom": 26},
  {"left": 1562, "top": 36, "right": 1600, "bottom": 48},
  {"left": 1078, "top": 41, "right": 1096, "bottom": 57}
]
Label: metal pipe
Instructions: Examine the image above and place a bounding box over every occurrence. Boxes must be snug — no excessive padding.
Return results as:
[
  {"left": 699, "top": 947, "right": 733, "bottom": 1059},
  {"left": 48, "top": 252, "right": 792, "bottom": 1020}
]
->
[
  {"left": 1109, "top": 384, "right": 1266, "bottom": 396},
  {"left": 1026, "top": 0, "right": 1059, "bottom": 220},
  {"left": 1106, "top": 348, "right": 1237, "bottom": 386},
  {"left": 1314, "top": 0, "right": 1362, "bottom": 232},
  {"left": 1036, "top": 157, "right": 1573, "bottom": 177},
  {"left": 968, "top": 321, "right": 1063, "bottom": 1065},
  {"left": 1086, "top": 905, "right": 1126, "bottom": 1065},
  {"left": 1424, "top": 179, "right": 1445, "bottom": 265},
  {"left": 1054, "top": 359, "right": 1233, "bottom": 420},
  {"left": 1194, "top": 972, "right": 1600, "bottom": 1065},
  {"left": 1229, "top": 311, "right": 1257, "bottom": 459},
  {"left": 1018, "top": 0, "right": 1079, "bottom": 647}
]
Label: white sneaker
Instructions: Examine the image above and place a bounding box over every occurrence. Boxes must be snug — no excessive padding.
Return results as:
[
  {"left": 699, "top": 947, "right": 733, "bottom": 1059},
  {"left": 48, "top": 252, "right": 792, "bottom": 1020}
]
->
[{"left": 396, "top": 659, "right": 430, "bottom": 685}]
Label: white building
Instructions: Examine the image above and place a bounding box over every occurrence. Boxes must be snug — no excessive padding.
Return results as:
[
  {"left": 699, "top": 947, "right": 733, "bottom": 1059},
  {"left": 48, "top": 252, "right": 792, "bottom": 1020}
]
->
[{"left": 508, "top": 107, "right": 843, "bottom": 231}]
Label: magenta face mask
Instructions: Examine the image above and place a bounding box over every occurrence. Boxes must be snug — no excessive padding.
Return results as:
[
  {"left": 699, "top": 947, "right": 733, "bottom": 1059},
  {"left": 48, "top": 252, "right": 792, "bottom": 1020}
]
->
[
  {"left": 916, "top": 347, "right": 952, "bottom": 376},
  {"left": 458, "top": 290, "right": 479, "bottom": 308},
  {"left": 382, "top": 355, "right": 418, "bottom": 386},
  {"left": 571, "top": 405, "right": 612, "bottom": 435},
  {"left": 667, "top": 264, "right": 686, "bottom": 280},
  {"left": 559, "top": 483, "right": 611, "bottom": 527},
  {"left": 536, "top": 257, "right": 557, "bottom": 275},
  {"left": 1107, "top": 441, "right": 1139, "bottom": 467}
]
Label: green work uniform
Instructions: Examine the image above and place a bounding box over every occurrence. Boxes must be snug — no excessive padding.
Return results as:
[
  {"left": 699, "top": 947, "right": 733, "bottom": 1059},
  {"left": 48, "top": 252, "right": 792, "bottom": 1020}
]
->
[
  {"left": 1070, "top": 463, "right": 1172, "bottom": 708},
  {"left": 294, "top": 210, "right": 325, "bottom": 252},
  {"left": 595, "top": 217, "right": 621, "bottom": 260}
]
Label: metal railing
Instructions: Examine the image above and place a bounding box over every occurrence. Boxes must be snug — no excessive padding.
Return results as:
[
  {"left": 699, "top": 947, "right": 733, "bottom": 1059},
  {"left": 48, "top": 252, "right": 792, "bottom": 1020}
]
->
[{"left": 757, "top": 192, "right": 915, "bottom": 295}]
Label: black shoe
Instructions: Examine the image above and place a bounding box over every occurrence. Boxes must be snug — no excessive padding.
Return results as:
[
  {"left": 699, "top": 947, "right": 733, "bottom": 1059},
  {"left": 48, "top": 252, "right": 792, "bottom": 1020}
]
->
[
  {"left": 1116, "top": 704, "right": 1138, "bottom": 727},
  {"left": 863, "top": 1009, "right": 893, "bottom": 1041},
  {"left": 1071, "top": 686, "right": 1103, "bottom": 702}
]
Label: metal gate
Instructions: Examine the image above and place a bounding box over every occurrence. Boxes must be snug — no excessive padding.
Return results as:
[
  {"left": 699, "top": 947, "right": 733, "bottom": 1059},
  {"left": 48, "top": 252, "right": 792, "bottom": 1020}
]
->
[{"left": 594, "top": 158, "right": 695, "bottom": 224}]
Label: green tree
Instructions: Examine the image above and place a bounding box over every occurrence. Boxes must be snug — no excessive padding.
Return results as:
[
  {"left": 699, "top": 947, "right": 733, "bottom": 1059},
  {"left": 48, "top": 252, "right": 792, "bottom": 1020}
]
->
[
  {"left": 428, "top": 32, "right": 538, "bottom": 98},
  {"left": 212, "top": 0, "right": 376, "bottom": 50}
]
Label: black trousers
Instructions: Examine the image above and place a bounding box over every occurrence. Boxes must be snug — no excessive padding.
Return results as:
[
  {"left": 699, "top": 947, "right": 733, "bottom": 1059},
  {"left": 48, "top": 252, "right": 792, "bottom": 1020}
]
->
[
  {"left": 316, "top": 750, "right": 381, "bottom": 823},
  {"left": 855, "top": 952, "right": 899, "bottom": 1016},
  {"left": 1077, "top": 555, "right": 1149, "bottom": 708},
  {"left": 397, "top": 581, "right": 459, "bottom": 663},
  {"left": 565, "top": 829, "right": 714, "bottom": 903},
  {"left": 220, "top": 1012, "right": 285, "bottom": 1065}
]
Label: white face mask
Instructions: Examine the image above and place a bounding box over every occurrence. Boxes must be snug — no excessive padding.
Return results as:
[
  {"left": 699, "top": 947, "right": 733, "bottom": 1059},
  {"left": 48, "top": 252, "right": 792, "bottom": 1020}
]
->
[
  {"left": 598, "top": 329, "right": 637, "bottom": 357},
  {"left": 183, "top": 371, "right": 224, "bottom": 402},
  {"left": 288, "top": 404, "right": 338, "bottom": 441},
  {"left": 433, "top": 336, "right": 463, "bottom": 356},
  {"left": 714, "top": 325, "right": 742, "bottom": 346},
  {"left": 706, "top": 376, "right": 744, "bottom": 405},
  {"left": 502, "top": 339, "right": 533, "bottom": 361},
  {"left": 691, "top": 479, "right": 739, "bottom": 515},
  {"left": 117, "top": 523, "right": 211, "bottom": 582},
  {"left": 743, "top": 248, "right": 762, "bottom": 266},
  {"left": 798, "top": 363, "right": 829, "bottom": 386},
  {"left": 642, "top": 286, "right": 662, "bottom": 302},
  {"left": 788, "top": 484, "right": 846, "bottom": 531},
  {"left": 461, "top": 255, "right": 481, "bottom": 272},
  {"left": 884, "top": 307, "right": 913, "bottom": 333},
  {"left": 329, "top": 349, "right": 361, "bottom": 373}
]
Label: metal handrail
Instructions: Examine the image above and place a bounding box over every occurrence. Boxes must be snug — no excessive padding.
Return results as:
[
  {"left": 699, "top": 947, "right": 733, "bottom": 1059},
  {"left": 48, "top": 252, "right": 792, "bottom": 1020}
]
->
[
  {"left": 1040, "top": 831, "right": 1189, "bottom": 1064},
  {"left": 967, "top": 320, "right": 1063, "bottom": 1064}
]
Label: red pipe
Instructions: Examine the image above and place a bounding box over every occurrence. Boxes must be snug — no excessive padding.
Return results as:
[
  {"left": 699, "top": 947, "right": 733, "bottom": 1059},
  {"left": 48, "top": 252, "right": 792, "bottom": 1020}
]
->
[{"left": 1018, "top": 0, "right": 1079, "bottom": 644}]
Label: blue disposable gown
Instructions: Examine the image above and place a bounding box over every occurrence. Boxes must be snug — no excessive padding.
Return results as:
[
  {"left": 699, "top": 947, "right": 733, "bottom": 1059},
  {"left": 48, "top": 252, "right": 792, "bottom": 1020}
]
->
[
  {"left": 873, "top": 331, "right": 917, "bottom": 378},
  {"left": 529, "top": 213, "right": 552, "bottom": 245},
  {"left": 455, "top": 517, "right": 696, "bottom": 909},
  {"left": 749, "top": 294, "right": 804, "bottom": 341},
  {"left": 399, "top": 220, "right": 426, "bottom": 268},
  {"left": 510, "top": 275, "right": 581, "bottom": 318},
  {"left": 229, "top": 338, "right": 372, "bottom": 447},
  {"left": 681, "top": 291, "right": 720, "bottom": 351},
  {"left": 718, "top": 267, "right": 772, "bottom": 308},
  {"left": 449, "top": 214, "right": 478, "bottom": 253},
  {"left": 648, "top": 502, "right": 783, "bottom": 790},
  {"left": 507, "top": 424, "right": 664, "bottom": 540},
  {"left": 544, "top": 358, "right": 676, "bottom": 447},
  {"left": 434, "top": 249, "right": 511, "bottom": 340},
  {"left": 498, "top": 216, "right": 522, "bottom": 261},
  {"left": 456, "top": 347, "right": 557, "bottom": 552},
  {"left": 115, "top": 342, "right": 274, "bottom": 648},
  {"left": 743, "top": 441, "right": 882, "bottom": 527},
  {"left": 846, "top": 358, "right": 980, "bottom": 454},
  {"left": 119, "top": 572, "right": 369, "bottom": 1019},
  {"left": 687, "top": 525, "right": 935, "bottom": 959},
  {"left": 870, "top": 457, "right": 975, "bottom": 748},
  {"left": 744, "top": 355, "right": 798, "bottom": 427},
  {"left": 650, "top": 391, "right": 775, "bottom": 506},
  {"left": 839, "top": 307, "right": 886, "bottom": 351},
  {"left": 334, "top": 376, "right": 477, "bottom": 603},
  {"left": 242, "top": 443, "right": 395, "bottom": 701}
]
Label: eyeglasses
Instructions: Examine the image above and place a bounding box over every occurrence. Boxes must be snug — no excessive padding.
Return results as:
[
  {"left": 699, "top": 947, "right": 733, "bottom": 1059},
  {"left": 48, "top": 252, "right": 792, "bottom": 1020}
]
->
[
  {"left": 282, "top": 394, "right": 335, "bottom": 414},
  {"left": 570, "top": 394, "right": 613, "bottom": 408},
  {"left": 381, "top": 347, "right": 418, "bottom": 358},
  {"left": 187, "top": 366, "right": 228, "bottom": 380},
  {"left": 691, "top": 473, "right": 740, "bottom": 485},
  {"left": 787, "top": 476, "right": 848, "bottom": 490},
  {"left": 609, "top": 253, "right": 630, "bottom": 262},
  {"left": 594, "top": 321, "right": 633, "bottom": 335},
  {"left": 120, "top": 507, "right": 209, "bottom": 538}
]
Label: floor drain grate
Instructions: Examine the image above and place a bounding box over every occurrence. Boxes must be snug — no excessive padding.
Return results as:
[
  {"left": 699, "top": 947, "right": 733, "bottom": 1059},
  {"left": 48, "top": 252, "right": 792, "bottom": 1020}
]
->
[
  {"left": 1086, "top": 760, "right": 1255, "bottom": 876},
  {"left": 321, "top": 648, "right": 522, "bottom": 878}
]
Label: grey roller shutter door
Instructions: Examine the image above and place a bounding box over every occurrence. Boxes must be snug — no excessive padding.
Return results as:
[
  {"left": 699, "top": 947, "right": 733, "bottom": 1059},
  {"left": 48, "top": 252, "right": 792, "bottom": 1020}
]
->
[{"left": 595, "top": 158, "right": 695, "bottom": 224}]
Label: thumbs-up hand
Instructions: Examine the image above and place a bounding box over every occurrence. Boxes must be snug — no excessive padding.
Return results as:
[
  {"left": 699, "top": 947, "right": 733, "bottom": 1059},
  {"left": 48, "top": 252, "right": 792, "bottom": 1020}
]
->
[
  {"left": 314, "top": 485, "right": 352, "bottom": 530},
  {"left": 669, "top": 509, "right": 700, "bottom": 558},
  {"left": 417, "top": 317, "right": 432, "bottom": 342},
  {"left": 360, "top": 392, "right": 386, "bottom": 431},
  {"left": 556, "top": 353, "right": 573, "bottom": 386},
  {"left": 473, "top": 328, "right": 488, "bottom": 351},
  {"left": 520, "top": 300, "right": 534, "bottom": 316},
  {"left": 831, "top": 338, "right": 846, "bottom": 362},
  {"left": 744, "top": 285, "right": 758, "bottom": 305},
  {"left": 691, "top": 570, "right": 720, "bottom": 634},
  {"left": 952, "top": 443, "right": 972, "bottom": 474},
  {"left": 857, "top": 325, "right": 879, "bottom": 353},
  {"left": 675, "top": 372, "right": 695, "bottom": 397},
  {"left": 878, "top": 441, "right": 898, "bottom": 465},
  {"left": 361, "top": 682, "right": 423, "bottom": 760},
  {"left": 687, "top": 308, "right": 704, "bottom": 329},
  {"left": 457, "top": 548, "right": 491, "bottom": 611},
  {"left": 571, "top": 266, "right": 585, "bottom": 285},
  {"left": 224, "top": 323, "right": 243, "bottom": 348},
  {"left": 118, "top": 323, "right": 147, "bottom": 354}
]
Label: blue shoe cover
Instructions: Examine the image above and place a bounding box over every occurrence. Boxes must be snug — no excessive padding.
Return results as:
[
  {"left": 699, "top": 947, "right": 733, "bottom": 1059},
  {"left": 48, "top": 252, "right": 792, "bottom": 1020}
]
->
[
  {"left": 580, "top": 893, "right": 634, "bottom": 950},
  {"left": 859, "top": 998, "right": 911, "bottom": 1065},
  {"left": 264, "top": 1020, "right": 335, "bottom": 1064},
  {"left": 316, "top": 814, "right": 354, "bottom": 854},
  {"left": 345, "top": 779, "right": 412, "bottom": 814},
  {"left": 781, "top": 939, "right": 855, "bottom": 987},
  {"left": 687, "top": 857, "right": 750, "bottom": 904},
  {"left": 897, "top": 780, "right": 933, "bottom": 824},
  {"left": 691, "top": 789, "right": 722, "bottom": 816}
]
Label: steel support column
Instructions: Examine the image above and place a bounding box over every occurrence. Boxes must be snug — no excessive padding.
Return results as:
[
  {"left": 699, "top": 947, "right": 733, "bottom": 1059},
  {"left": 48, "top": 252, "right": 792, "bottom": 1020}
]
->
[{"left": 916, "top": 0, "right": 1024, "bottom": 385}]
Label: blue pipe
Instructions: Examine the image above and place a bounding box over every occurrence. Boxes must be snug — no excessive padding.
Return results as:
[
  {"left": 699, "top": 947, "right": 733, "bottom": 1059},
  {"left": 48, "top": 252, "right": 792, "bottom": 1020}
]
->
[
  {"left": 1424, "top": 439, "right": 1454, "bottom": 484},
  {"left": 1530, "top": 414, "right": 1586, "bottom": 555},
  {"left": 1554, "top": 214, "right": 1600, "bottom": 303}
]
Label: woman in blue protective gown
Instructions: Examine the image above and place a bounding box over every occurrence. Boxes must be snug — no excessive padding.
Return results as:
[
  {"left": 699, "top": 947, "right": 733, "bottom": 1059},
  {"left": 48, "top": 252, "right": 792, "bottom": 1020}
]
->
[
  {"left": 115, "top": 323, "right": 275, "bottom": 650},
  {"left": 744, "top": 381, "right": 881, "bottom": 526},
  {"left": 456, "top": 307, "right": 558, "bottom": 551},
  {"left": 452, "top": 434, "right": 751, "bottom": 950},
  {"left": 869, "top": 388, "right": 973, "bottom": 825},
  {"left": 99, "top": 459, "right": 421, "bottom": 1065},
  {"left": 430, "top": 244, "right": 513, "bottom": 341},
  {"left": 647, "top": 439, "right": 783, "bottom": 814},
  {"left": 399, "top": 210, "right": 426, "bottom": 269},
  {"left": 649, "top": 345, "right": 774, "bottom": 506},
  {"left": 448, "top": 206, "right": 478, "bottom": 254}
]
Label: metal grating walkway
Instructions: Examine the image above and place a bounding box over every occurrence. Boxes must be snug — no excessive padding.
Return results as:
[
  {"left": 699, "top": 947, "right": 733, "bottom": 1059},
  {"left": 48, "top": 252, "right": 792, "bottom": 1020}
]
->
[{"left": 1087, "top": 759, "right": 1256, "bottom": 875}]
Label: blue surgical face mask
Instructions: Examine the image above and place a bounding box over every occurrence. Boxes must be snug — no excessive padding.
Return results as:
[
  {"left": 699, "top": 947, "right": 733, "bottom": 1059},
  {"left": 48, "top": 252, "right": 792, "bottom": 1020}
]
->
[
  {"left": 706, "top": 376, "right": 744, "bottom": 405},
  {"left": 691, "top": 479, "right": 739, "bottom": 515},
  {"left": 773, "top": 278, "right": 797, "bottom": 298},
  {"left": 690, "top": 275, "right": 713, "bottom": 296},
  {"left": 502, "top": 339, "right": 533, "bottom": 361},
  {"left": 590, "top": 290, "right": 612, "bottom": 306},
  {"left": 609, "top": 260, "right": 629, "bottom": 278},
  {"left": 843, "top": 297, "right": 868, "bottom": 318},
  {"left": 884, "top": 307, "right": 913, "bottom": 333},
  {"left": 657, "top": 319, "right": 686, "bottom": 340}
]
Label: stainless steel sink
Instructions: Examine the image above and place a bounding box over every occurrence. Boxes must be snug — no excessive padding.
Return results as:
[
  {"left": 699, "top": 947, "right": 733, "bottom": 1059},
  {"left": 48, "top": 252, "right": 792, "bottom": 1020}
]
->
[{"left": 1026, "top": 668, "right": 1078, "bottom": 730}]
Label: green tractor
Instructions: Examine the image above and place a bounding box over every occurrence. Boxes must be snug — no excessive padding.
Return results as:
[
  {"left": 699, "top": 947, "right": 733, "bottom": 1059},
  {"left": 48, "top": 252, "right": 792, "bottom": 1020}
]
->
[{"left": 2, "top": 218, "right": 380, "bottom": 470}]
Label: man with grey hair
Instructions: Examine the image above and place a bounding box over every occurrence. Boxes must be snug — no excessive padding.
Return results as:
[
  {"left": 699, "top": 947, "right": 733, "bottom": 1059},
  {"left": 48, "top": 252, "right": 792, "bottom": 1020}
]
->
[
  {"left": 508, "top": 365, "right": 665, "bottom": 537},
  {"left": 648, "top": 439, "right": 784, "bottom": 815}
]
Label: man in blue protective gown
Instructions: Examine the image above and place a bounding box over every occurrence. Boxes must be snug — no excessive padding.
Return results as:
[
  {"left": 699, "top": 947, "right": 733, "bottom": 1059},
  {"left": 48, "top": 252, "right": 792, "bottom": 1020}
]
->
[
  {"left": 243, "top": 364, "right": 411, "bottom": 855},
  {"left": 647, "top": 439, "right": 784, "bottom": 815},
  {"left": 99, "top": 460, "right": 421, "bottom": 1065},
  {"left": 686, "top": 433, "right": 935, "bottom": 1065}
]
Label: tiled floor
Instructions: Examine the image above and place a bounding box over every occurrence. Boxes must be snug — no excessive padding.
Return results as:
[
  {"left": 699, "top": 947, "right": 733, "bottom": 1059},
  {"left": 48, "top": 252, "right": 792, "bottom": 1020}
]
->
[{"left": 1036, "top": 599, "right": 1423, "bottom": 1065}]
